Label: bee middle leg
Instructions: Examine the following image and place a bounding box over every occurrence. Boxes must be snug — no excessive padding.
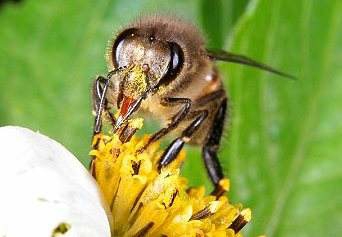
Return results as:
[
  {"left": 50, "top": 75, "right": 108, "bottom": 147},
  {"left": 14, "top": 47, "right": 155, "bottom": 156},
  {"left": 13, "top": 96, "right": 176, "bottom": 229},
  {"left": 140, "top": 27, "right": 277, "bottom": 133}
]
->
[
  {"left": 138, "top": 97, "right": 192, "bottom": 152},
  {"left": 158, "top": 90, "right": 228, "bottom": 197},
  {"left": 158, "top": 109, "right": 208, "bottom": 169}
]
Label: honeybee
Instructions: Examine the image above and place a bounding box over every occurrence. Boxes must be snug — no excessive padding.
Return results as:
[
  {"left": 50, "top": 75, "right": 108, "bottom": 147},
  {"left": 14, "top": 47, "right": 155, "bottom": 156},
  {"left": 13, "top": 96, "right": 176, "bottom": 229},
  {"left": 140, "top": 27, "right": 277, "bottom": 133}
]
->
[{"left": 92, "top": 16, "right": 293, "bottom": 196}]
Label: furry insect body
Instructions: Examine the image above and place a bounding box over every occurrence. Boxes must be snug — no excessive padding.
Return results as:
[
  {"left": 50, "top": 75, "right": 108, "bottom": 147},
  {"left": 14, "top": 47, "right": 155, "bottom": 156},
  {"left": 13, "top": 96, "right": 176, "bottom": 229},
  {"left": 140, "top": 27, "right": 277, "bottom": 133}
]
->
[{"left": 92, "top": 16, "right": 294, "bottom": 196}]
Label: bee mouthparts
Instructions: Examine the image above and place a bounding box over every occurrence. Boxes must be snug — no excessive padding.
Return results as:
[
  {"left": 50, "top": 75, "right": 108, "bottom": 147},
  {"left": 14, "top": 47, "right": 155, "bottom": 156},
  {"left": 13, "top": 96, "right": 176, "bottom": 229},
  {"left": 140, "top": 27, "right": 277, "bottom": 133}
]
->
[{"left": 115, "top": 96, "right": 143, "bottom": 130}]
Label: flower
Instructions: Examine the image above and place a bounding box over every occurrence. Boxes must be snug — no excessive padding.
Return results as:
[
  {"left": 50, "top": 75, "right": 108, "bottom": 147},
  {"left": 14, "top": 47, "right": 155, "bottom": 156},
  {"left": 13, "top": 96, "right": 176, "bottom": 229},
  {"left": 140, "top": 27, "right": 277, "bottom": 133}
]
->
[
  {"left": 0, "top": 123, "right": 251, "bottom": 237},
  {"left": 89, "top": 119, "right": 251, "bottom": 237},
  {"left": 0, "top": 126, "right": 111, "bottom": 237}
]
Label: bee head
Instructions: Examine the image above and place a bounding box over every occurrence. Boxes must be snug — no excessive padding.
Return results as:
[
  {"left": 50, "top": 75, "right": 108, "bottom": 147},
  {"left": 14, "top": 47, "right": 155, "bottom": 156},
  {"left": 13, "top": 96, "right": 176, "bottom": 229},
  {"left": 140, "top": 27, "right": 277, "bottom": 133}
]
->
[
  {"left": 106, "top": 16, "right": 206, "bottom": 129},
  {"left": 109, "top": 27, "right": 184, "bottom": 91}
]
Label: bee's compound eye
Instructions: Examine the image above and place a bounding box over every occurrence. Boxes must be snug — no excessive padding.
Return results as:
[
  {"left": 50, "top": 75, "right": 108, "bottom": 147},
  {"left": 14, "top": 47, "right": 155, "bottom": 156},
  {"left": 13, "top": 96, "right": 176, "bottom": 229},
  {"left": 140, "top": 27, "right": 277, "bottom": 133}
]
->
[
  {"left": 112, "top": 28, "right": 137, "bottom": 67},
  {"left": 158, "top": 42, "right": 184, "bottom": 86},
  {"left": 168, "top": 42, "right": 184, "bottom": 77},
  {"left": 158, "top": 42, "right": 184, "bottom": 87}
]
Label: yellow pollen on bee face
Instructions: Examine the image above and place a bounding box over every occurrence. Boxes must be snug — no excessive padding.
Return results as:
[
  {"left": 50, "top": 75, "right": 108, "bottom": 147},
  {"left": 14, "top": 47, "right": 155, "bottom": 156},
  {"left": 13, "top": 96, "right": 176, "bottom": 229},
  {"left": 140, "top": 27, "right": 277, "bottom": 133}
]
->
[{"left": 125, "top": 65, "right": 148, "bottom": 97}]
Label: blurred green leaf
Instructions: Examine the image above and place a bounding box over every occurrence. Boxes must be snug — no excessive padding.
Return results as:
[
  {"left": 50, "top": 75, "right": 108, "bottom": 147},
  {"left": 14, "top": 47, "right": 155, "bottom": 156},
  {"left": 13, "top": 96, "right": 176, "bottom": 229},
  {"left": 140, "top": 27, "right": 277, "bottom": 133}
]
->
[
  {"left": 219, "top": 0, "right": 342, "bottom": 236},
  {"left": 199, "top": 0, "right": 249, "bottom": 48},
  {"left": 0, "top": 0, "right": 203, "bottom": 164},
  {"left": 200, "top": 0, "right": 226, "bottom": 48},
  {"left": 0, "top": 0, "right": 244, "bottom": 173}
]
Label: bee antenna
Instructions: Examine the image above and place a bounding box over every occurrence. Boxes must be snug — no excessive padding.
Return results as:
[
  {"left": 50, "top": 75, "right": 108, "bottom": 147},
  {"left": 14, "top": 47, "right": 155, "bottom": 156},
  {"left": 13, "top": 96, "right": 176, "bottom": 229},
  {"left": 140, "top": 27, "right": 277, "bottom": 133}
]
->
[{"left": 207, "top": 49, "right": 296, "bottom": 80}]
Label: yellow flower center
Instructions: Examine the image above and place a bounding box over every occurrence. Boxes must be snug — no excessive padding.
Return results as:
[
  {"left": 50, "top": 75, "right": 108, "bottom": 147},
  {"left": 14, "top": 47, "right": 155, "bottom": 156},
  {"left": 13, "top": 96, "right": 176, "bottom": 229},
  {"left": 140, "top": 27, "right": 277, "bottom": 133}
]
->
[{"left": 89, "top": 120, "right": 251, "bottom": 237}]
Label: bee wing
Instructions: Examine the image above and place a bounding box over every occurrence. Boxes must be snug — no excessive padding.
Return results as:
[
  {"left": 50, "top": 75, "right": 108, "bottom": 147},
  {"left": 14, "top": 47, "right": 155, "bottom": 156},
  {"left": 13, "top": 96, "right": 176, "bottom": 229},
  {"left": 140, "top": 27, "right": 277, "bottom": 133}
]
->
[{"left": 207, "top": 49, "right": 296, "bottom": 80}]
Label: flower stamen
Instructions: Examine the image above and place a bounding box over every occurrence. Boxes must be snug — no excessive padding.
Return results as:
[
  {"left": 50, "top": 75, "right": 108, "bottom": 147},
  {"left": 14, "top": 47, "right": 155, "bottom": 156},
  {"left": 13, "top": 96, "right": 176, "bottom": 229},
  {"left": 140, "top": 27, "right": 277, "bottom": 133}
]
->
[
  {"left": 132, "top": 222, "right": 154, "bottom": 237},
  {"left": 90, "top": 119, "right": 251, "bottom": 236},
  {"left": 229, "top": 208, "right": 252, "bottom": 233}
]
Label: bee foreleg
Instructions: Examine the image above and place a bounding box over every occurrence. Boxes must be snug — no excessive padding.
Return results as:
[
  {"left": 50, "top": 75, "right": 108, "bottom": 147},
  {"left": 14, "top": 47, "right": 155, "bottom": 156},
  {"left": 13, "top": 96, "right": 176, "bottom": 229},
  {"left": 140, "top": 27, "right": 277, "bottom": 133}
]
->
[
  {"left": 92, "top": 76, "right": 110, "bottom": 135},
  {"left": 138, "top": 97, "right": 192, "bottom": 152},
  {"left": 158, "top": 110, "right": 208, "bottom": 169},
  {"left": 203, "top": 98, "right": 227, "bottom": 197}
]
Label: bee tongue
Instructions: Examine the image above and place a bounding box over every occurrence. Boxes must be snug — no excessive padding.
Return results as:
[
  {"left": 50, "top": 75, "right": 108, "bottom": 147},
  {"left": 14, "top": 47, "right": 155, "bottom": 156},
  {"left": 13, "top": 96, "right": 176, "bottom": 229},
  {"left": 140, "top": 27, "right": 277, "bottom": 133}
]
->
[
  {"left": 115, "top": 95, "right": 141, "bottom": 130},
  {"left": 120, "top": 96, "right": 135, "bottom": 117}
]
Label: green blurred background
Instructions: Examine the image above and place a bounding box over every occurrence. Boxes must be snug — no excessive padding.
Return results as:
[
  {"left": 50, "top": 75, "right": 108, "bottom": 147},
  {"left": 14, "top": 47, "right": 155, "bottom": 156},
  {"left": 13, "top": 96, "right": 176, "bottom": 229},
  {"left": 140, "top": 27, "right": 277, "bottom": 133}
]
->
[{"left": 0, "top": 0, "right": 341, "bottom": 236}]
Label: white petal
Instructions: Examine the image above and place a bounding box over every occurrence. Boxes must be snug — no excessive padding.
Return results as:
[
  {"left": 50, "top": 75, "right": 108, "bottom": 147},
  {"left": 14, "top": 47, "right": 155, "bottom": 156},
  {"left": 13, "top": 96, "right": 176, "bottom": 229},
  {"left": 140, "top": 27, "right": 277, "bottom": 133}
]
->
[{"left": 0, "top": 126, "right": 111, "bottom": 237}]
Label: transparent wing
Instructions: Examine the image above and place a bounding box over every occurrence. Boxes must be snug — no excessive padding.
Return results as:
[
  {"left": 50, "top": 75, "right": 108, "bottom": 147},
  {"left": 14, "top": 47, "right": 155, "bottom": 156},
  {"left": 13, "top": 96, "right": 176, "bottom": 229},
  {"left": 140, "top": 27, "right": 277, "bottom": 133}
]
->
[{"left": 207, "top": 49, "right": 296, "bottom": 80}]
